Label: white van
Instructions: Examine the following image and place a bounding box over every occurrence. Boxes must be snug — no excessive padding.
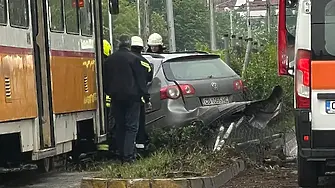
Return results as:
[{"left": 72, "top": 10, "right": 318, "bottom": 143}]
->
[{"left": 278, "top": 0, "right": 335, "bottom": 187}]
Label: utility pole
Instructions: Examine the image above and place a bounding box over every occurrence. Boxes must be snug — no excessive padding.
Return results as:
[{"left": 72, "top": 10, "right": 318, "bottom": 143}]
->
[
  {"left": 209, "top": 0, "right": 216, "bottom": 51},
  {"left": 143, "top": 0, "right": 150, "bottom": 47},
  {"left": 223, "top": 33, "right": 230, "bottom": 65},
  {"left": 265, "top": 0, "right": 271, "bottom": 34},
  {"left": 137, "top": 0, "right": 141, "bottom": 36},
  {"left": 166, "top": 0, "right": 176, "bottom": 51},
  {"left": 242, "top": 0, "right": 252, "bottom": 78},
  {"left": 230, "top": 10, "right": 234, "bottom": 36}
]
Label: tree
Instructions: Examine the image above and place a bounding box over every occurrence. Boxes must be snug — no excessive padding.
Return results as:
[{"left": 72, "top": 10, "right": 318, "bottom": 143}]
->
[
  {"left": 102, "top": 0, "right": 168, "bottom": 48},
  {"left": 173, "top": 0, "right": 211, "bottom": 50},
  {"left": 102, "top": 0, "right": 138, "bottom": 46}
]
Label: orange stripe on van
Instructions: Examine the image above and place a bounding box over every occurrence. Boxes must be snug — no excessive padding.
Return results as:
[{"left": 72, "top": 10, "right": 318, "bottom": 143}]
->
[{"left": 311, "top": 61, "right": 335, "bottom": 89}]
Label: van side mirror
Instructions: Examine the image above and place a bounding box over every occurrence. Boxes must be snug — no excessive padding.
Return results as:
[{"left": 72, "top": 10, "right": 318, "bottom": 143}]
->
[{"left": 109, "top": 0, "right": 119, "bottom": 15}]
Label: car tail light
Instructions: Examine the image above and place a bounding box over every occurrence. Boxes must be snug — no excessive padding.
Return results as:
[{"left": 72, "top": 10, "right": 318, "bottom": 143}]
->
[
  {"left": 296, "top": 49, "right": 311, "bottom": 109},
  {"left": 160, "top": 84, "right": 195, "bottom": 100},
  {"left": 233, "top": 80, "right": 243, "bottom": 91}
]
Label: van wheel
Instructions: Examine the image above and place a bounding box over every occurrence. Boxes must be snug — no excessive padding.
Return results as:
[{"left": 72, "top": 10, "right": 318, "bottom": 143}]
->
[{"left": 298, "top": 155, "right": 318, "bottom": 187}]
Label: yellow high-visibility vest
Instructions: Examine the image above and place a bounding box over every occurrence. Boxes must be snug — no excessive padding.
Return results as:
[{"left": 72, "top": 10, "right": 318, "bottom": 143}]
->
[{"left": 106, "top": 95, "right": 111, "bottom": 107}]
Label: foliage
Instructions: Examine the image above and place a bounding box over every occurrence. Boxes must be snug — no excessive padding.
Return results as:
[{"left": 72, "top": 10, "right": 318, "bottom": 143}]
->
[
  {"left": 101, "top": 0, "right": 167, "bottom": 48},
  {"left": 95, "top": 147, "right": 240, "bottom": 178},
  {"left": 173, "top": 0, "right": 211, "bottom": 50},
  {"left": 244, "top": 43, "right": 294, "bottom": 113},
  {"left": 149, "top": 121, "right": 220, "bottom": 153}
]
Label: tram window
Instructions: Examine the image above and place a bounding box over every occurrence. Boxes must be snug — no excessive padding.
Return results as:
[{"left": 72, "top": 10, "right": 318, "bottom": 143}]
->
[
  {"left": 65, "top": 0, "right": 79, "bottom": 34},
  {"left": 9, "top": 0, "right": 29, "bottom": 28},
  {"left": 80, "top": 0, "right": 93, "bottom": 36},
  {"left": 0, "top": 0, "right": 6, "bottom": 24},
  {"left": 49, "top": 0, "right": 64, "bottom": 32}
]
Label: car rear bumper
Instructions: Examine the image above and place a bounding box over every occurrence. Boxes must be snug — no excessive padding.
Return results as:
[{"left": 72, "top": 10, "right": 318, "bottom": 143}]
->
[{"left": 146, "top": 101, "right": 248, "bottom": 130}]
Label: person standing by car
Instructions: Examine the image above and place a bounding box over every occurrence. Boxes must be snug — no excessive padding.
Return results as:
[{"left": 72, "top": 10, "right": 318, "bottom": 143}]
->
[
  {"left": 130, "top": 36, "right": 153, "bottom": 151},
  {"left": 146, "top": 33, "right": 167, "bottom": 53},
  {"left": 103, "top": 34, "right": 150, "bottom": 163}
]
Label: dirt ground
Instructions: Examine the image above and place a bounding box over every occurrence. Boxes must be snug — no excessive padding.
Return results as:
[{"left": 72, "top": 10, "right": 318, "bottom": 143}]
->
[
  {"left": 223, "top": 163, "right": 335, "bottom": 188},
  {"left": 223, "top": 163, "right": 298, "bottom": 188}
]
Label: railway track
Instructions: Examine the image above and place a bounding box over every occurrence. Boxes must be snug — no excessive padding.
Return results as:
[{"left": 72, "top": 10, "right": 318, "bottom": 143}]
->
[{"left": 0, "top": 151, "right": 99, "bottom": 188}]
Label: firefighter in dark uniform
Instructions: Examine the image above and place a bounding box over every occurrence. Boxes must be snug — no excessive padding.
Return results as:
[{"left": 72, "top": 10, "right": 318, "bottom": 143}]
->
[
  {"left": 130, "top": 36, "right": 153, "bottom": 151},
  {"left": 103, "top": 34, "right": 150, "bottom": 163}
]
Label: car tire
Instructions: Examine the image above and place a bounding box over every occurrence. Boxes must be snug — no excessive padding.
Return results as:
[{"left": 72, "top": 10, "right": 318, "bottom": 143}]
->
[{"left": 298, "top": 155, "right": 318, "bottom": 187}]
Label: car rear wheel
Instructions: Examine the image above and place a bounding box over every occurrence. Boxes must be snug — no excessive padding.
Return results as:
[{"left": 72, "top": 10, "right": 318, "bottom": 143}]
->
[{"left": 298, "top": 155, "right": 318, "bottom": 187}]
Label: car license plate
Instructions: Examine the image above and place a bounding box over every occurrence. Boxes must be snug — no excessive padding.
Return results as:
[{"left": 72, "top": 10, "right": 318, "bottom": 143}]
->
[
  {"left": 202, "top": 96, "right": 229, "bottom": 106},
  {"left": 326, "top": 101, "right": 335, "bottom": 114}
]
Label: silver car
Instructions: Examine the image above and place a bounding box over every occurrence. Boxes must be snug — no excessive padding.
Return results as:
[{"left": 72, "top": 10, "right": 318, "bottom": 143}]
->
[{"left": 143, "top": 51, "right": 245, "bottom": 129}]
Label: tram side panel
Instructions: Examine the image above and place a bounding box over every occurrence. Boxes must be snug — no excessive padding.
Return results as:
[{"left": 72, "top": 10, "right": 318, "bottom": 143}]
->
[
  {"left": 0, "top": 0, "right": 40, "bottom": 166},
  {"left": 47, "top": 0, "right": 99, "bottom": 155}
]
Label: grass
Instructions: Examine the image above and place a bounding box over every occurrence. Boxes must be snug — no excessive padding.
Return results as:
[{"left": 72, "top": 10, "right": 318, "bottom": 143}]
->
[{"left": 92, "top": 147, "right": 242, "bottom": 179}]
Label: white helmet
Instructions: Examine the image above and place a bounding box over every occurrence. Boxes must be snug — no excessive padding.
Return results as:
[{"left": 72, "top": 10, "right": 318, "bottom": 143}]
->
[
  {"left": 147, "top": 33, "right": 163, "bottom": 46},
  {"left": 131, "top": 36, "right": 144, "bottom": 47}
]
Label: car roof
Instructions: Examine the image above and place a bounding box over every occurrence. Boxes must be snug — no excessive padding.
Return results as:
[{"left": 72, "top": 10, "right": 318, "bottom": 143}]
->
[{"left": 142, "top": 51, "right": 220, "bottom": 63}]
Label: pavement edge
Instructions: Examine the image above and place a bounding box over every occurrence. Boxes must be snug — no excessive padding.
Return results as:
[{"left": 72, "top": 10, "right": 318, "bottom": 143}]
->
[{"left": 80, "top": 159, "right": 245, "bottom": 188}]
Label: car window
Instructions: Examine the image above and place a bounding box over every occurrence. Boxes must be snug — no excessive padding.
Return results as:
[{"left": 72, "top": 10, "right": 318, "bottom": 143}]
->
[{"left": 163, "top": 58, "right": 236, "bottom": 81}]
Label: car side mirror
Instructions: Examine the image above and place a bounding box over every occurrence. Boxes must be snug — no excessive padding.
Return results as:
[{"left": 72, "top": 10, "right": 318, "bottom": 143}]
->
[{"left": 109, "top": 0, "right": 119, "bottom": 15}]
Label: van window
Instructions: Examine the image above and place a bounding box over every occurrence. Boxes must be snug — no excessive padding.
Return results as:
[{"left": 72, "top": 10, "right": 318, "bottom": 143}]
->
[
  {"left": 49, "top": 0, "right": 64, "bottom": 31},
  {"left": 0, "top": 0, "right": 6, "bottom": 24},
  {"left": 163, "top": 58, "right": 236, "bottom": 81},
  {"left": 325, "top": 0, "right": 335, "bottom": 55},
  {"left": 9, "top": 0, "right": 29, "bottom": 28},
  {"left": 64, "top": 0, "right": 79, "bottom": 34},
  {"left": 80, "top": 0, "right": 93, "bottom": 36},
  {"left": 286, "top": 6, "right": 298, "bottom": 37},
  {"left": 311, "top": 0, "right": 335, "bottom": 60}
]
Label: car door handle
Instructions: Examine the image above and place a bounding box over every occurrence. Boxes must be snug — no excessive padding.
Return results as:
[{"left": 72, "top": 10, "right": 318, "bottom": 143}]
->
[{"left": 317, "top": 93, "right": 335, "bottom": 100}]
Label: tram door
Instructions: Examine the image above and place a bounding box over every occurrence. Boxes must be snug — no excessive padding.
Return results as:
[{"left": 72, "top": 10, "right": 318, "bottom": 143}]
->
[{"left": 30, "top": 0, "right": 55, "bottom": 150}]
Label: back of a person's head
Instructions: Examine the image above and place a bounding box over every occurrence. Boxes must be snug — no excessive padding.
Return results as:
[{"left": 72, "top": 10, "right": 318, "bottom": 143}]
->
[{"left": 118, "top": 34, "right": 131, "bottom": 49}]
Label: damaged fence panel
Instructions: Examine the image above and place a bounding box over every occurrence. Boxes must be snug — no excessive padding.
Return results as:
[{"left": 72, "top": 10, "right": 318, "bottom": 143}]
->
[{"left": 149, "top": 85, "right": 287, "bottom": 162}]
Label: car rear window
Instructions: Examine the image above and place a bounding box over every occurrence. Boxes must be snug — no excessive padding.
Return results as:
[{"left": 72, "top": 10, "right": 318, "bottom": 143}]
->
[{"left": 163, "top": 57, "right": 236, "bottom": 81}]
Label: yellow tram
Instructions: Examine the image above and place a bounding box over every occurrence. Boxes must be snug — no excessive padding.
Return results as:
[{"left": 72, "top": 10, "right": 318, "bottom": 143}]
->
[{"left": 0, "top": 0, "right": 108, "bottom": 172}]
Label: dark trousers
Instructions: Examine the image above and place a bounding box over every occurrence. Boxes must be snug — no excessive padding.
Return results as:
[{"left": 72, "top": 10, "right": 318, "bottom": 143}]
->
[
  {"left": 136, "top": 103, "right": 149, "bottom": 146},
  {"left": 112, "top": 100, "right": 141, "bottom": 162}
]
